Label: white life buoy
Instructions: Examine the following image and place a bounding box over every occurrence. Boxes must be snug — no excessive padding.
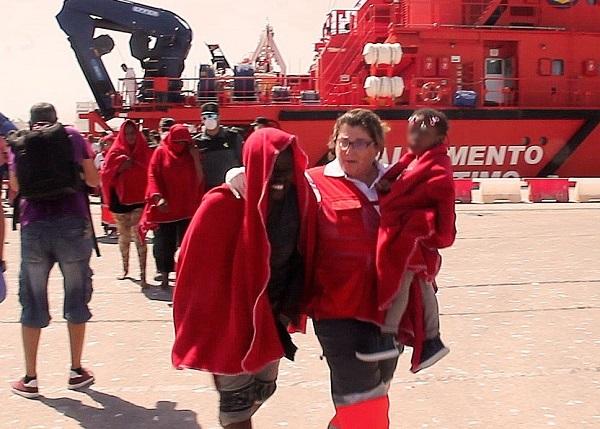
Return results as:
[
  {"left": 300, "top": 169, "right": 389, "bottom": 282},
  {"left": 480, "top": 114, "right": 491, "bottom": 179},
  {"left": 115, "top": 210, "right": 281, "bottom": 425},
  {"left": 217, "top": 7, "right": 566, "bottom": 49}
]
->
[
  {"left": 364, "top": 76, "right": 381, "bottom": 98},
  {"left": 363, "top": 43, "right": 378, "bottom": 65},
  {"left": 377, "top": 44, "right": 393, "bottom": 65},
  {"left": 390, "top": 43, "right": 403, "bottom": 65},
  {"left": 379, "top": 77, "right": 393, "bottom": 97},
  {"left": 392, "top": 76, "right": 405, "bottom": 98}
]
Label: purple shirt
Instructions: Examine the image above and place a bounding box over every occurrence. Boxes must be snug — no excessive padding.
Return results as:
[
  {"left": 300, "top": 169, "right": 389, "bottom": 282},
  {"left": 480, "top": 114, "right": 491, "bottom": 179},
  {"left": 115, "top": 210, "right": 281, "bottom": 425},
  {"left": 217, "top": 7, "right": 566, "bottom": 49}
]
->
[{"left": 9, "top": 126, "right": 92, "bottom": 227}]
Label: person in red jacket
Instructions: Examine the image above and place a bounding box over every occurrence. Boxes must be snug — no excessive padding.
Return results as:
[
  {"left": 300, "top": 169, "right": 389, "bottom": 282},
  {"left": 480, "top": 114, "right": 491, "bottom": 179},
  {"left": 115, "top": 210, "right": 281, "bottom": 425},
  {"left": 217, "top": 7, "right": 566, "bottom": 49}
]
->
[
  {"left": 359, "top": 108, "right": 456, "bottom": 374},
  {"left": 172, "top": 128, "right": 316, "bottom": 428},
  {"left": 305, "top": 109, "right": 401, "bottom": 429},
  {"left": 141, "top": 124, "right": 204, "bottom": 290},
  {"left": 102, "top": 120, "right": 151, "bottom": 288}
]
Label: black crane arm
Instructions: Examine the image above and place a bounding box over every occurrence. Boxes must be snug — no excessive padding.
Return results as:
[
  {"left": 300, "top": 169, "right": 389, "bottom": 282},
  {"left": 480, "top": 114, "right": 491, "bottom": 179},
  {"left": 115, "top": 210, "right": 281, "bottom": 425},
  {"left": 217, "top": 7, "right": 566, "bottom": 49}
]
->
[{"left": 57, "top": 0, "right": 193, "bottom": 119}]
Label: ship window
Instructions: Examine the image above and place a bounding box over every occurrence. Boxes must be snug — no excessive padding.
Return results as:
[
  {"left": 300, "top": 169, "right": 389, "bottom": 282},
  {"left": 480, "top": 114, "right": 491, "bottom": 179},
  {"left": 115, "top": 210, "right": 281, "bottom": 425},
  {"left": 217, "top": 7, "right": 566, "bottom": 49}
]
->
[
  {"left": 552, "top": 59, "right": 565, "bottom": 76},
  {"left": 486, "top": 59, "right": 503, "bottom": 75}
]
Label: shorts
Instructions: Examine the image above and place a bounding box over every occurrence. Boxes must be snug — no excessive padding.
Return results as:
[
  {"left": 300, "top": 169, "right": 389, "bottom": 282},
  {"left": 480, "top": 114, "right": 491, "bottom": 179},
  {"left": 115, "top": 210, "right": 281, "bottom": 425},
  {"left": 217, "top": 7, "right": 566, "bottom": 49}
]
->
[
  {"left": 213, "top": 361, "right": 280, "bottom": 426},
  {"left": 19, "top": 216, "right": 94, "bottom": 328},
  {"left": 314, "top": 319, "right": 398, "bottom": 406}
]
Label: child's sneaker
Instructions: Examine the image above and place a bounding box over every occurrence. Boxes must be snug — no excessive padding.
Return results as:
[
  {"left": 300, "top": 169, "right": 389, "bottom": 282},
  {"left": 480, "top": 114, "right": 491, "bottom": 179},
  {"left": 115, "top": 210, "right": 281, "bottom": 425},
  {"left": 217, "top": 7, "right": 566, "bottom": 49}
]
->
[
  {"left": 412, "top": 336, "right": 449, "bottom": 373},
  {"left": 68, "top": 368, "right": 95, "bottom": 390},
  {"left": 356, "top": 333, "right": 404, "bottom": 362},
  {"left": 10, "top": 377, "right": 40, "bottom": 399}
]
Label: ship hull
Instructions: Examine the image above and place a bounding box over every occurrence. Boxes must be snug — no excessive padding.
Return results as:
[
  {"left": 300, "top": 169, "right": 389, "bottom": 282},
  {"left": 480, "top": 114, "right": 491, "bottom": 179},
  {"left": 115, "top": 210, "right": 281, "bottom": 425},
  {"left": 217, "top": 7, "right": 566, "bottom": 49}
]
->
[
  {"left": 125, "top": 106, "right": 600, "bottom": 177},
  {"left": 265, "top": 108, "right": 600, "bottom": 178}
]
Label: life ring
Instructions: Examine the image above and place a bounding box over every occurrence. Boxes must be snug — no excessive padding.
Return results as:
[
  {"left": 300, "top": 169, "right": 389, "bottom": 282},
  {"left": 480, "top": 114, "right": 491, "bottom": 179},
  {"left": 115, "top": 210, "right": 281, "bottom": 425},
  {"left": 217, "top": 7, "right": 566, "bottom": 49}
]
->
[{"left": 420, "top": 81, "right": 443, "bottom": 103}]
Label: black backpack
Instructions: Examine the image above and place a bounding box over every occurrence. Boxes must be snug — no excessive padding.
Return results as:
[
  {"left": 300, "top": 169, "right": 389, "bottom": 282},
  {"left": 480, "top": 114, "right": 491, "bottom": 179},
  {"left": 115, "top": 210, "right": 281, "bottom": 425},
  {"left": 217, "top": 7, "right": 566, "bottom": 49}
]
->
[{"left": 8, "top": 123, "right": 82, "bottom": 201}]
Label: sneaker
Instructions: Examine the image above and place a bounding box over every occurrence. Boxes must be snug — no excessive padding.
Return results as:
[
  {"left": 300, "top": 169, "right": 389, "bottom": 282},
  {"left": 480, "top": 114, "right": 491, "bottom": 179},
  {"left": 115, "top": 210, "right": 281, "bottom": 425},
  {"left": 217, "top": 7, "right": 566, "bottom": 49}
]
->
[
  {"left": 154, "top": 273, "right": 163, "bottom": 282},
  {"left": 68, "top": 368, "right": 95, "bottom": 390},
  {"left": 11, "top": 377, "right": 40, "bottom": 399},
  {"left": 411, "top": 336, "right": 450, "bottom": 373},
  {"left": 356, "top": 333, "right": 403, "bottom": 362}
]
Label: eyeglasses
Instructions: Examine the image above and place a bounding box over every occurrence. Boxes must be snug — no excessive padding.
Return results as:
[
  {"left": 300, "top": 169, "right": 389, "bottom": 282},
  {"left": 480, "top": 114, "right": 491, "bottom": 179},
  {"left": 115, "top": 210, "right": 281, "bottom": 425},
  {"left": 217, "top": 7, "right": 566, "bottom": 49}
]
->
[
  {"left": 336, "top": 138, "right": 374, "bottom": 151},
  {"left": 201, "top": 113, "right": 218, "bottom": 121}
]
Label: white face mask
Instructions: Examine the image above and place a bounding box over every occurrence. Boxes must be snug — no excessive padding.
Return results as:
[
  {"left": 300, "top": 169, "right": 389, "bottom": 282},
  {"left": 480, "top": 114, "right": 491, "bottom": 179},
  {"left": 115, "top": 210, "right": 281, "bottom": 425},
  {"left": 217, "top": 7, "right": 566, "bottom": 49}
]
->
[{"left": 204, "top": 118, "right": 218, "bottom": 131}]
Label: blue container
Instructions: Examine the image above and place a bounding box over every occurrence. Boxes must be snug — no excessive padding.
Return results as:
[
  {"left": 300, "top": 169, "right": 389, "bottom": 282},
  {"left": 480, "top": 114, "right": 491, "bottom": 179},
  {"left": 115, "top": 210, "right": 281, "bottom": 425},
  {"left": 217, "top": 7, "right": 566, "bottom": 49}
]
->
[{"left": 453, "top": 90, "right": 478, "bottom": 107}]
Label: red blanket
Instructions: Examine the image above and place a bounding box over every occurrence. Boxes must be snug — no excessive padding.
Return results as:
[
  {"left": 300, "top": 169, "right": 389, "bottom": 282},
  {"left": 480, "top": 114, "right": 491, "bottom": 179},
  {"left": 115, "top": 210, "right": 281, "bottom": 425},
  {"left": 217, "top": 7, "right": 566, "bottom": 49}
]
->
[
  {"left": 377, "top": 144, "right": 456, "bottom": 370},
  {"left": 172, "top": 128, "right": 317, "bottom": 375},
  {"left": 141, "top": 125, "right": 204, "bottom": 230},
  {"left": 101, "top": 120, "right": 151, "bottom": 205}
]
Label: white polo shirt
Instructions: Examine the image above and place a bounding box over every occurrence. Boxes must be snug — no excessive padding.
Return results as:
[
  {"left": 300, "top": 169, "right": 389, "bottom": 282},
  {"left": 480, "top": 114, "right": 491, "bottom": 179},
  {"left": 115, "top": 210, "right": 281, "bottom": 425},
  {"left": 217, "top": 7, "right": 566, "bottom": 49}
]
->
[{"left": 322, "top": 159, "right": 389, "bottom": 213}]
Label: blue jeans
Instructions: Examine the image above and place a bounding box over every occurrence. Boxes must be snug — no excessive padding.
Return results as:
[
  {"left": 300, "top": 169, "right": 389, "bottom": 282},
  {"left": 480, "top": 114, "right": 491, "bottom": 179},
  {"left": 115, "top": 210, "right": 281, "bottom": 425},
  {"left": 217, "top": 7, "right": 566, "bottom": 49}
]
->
[{"left": 19, "top": 216, "right": 94, "bottom": 328}]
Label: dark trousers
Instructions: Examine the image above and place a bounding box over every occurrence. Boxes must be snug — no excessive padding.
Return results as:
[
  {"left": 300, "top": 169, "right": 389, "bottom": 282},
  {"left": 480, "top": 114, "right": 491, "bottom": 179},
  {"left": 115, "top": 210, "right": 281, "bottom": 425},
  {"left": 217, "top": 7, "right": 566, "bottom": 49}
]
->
[
  {"left": 153, "top": 219, "right": 190, "bottom": 273},
  {"left": 314, "top": 319, "right": 398, "bottom": 406}
]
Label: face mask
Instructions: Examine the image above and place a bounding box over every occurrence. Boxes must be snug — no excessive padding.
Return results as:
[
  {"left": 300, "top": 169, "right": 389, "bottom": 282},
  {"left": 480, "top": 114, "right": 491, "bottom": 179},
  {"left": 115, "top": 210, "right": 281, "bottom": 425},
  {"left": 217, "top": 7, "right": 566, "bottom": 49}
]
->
[{"left": 204, "top": 118, "right": 218, "bottom": 131}]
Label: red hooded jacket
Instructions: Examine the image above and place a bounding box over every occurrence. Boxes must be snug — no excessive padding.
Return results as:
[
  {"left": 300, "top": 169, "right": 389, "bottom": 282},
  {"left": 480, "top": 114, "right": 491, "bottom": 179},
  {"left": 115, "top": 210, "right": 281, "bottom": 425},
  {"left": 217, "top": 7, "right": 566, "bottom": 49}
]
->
[
  {"left": 142, "top": 125, "right": 204, "bottom": 226},
  {"left": 172, "top": 128, "right": 317, "bottom": 375},
  {"left": 377, "top": 144, "right": 456, "bottom": 371},
  {"left": 101, "top": 121, "right": 151, "bottom": 206}
]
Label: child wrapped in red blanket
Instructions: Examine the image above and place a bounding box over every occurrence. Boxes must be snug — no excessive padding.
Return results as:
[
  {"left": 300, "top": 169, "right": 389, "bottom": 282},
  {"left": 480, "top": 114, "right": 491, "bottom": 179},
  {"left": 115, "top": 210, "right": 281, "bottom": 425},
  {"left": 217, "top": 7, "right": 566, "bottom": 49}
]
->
[{"left": 356, "top": 109, "right": 457, "bottom": 374}]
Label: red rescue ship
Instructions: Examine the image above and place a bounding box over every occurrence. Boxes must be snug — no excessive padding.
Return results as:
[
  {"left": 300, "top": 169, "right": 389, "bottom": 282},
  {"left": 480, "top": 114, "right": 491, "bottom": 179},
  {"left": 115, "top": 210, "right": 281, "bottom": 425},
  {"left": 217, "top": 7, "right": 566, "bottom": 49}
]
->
[{"left": 58, "top": 0, "right": 600, "bottom": 177}]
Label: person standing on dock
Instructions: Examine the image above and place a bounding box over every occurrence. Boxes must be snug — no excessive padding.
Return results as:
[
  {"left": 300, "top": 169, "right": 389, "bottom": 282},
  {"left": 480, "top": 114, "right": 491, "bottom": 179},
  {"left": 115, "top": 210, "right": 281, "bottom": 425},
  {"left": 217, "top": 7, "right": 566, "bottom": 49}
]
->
[
  {"left": 101, "top": 120, "right": 151, "bottom": 289},
  {"left": 194, "top": 102, "right": 244, "bottom": 190},
  {"left": 141, "top": 124, "right": 204, "bottom": 290},
  {"left": 8, "top": 103, "right": 99, "bottom": 398}
]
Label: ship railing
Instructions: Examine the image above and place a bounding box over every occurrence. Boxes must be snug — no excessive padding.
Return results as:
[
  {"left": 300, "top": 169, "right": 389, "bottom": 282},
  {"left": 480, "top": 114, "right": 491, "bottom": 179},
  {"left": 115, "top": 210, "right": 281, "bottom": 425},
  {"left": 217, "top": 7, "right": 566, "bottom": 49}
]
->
[
  {"left": 460, "top": 0, "right": 542, "bottom": 27},
  {"left": 115, "top": 75, "right": 321, "bottom": 110},
  {"left": 319, "top": 2, "right": 393, "bottom": 91},
  {"left": 322, "top": 9, "right": 359, "bottom": 39},
  {"left": 115, "top": 75, "right": 600, "bottom": 110},
  {"left": 409, "top": 76, "right": 600, "bottom": 108}
]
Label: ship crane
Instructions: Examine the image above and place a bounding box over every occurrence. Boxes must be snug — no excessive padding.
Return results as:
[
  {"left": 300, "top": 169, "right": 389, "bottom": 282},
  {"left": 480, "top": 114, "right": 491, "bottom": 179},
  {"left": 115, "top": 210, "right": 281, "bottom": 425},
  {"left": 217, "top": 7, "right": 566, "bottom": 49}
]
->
[
  {"left": 250, "top": 25, "right": 287, "bottom": 75},
  {"left": 57, "top": 0, "right": 192, "bottom": 119}
]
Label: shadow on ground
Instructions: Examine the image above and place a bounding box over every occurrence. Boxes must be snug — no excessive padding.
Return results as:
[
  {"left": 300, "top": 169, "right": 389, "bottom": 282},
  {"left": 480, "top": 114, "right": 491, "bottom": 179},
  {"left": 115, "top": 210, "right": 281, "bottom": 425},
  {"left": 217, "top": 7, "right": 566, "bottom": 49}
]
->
[
  {"left": 142, "top": 286, "right": 173, "bottom": 303},
  {"left": 40, "top": 389, "right": 201, "bottom": 429},
  {"left": 97, "top": 235, "right": 118, "bottom": 245}
]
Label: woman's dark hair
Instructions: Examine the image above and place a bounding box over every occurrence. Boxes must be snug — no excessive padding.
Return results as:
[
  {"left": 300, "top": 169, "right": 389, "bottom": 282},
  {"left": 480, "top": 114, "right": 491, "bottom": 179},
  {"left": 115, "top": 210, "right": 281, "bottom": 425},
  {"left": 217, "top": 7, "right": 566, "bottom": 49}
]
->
[
  {"left": 328, "top": 109, "right": 389, "bottom": 154},
  {"left": 408, "top": 108, "right": 449, "bottom": 138}
]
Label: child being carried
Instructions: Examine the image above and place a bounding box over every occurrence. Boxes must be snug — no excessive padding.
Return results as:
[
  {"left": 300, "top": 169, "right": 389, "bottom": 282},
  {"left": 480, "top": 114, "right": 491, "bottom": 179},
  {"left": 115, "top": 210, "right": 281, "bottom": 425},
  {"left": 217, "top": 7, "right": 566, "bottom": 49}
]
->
[{"left": 356, "top": 108, "right": 457, "bottom": 374}]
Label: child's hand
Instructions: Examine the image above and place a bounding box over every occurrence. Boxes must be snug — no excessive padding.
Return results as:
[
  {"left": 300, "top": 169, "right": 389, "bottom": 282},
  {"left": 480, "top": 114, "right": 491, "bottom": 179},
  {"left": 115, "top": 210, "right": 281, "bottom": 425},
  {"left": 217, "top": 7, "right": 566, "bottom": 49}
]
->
[{"left": 376, "top": 178, "right": 392, "bottom": 194}]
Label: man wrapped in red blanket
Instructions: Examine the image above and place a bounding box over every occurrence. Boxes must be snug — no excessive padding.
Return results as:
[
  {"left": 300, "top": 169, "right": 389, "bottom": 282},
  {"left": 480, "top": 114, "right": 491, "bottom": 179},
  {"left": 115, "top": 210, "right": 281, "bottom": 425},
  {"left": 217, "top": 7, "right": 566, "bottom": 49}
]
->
[
  {"left": 358, "top": 109, "right": 456, "bottom": 374},
  {"left": 172, "top": 128, "right": 317, "bottom": 428}
]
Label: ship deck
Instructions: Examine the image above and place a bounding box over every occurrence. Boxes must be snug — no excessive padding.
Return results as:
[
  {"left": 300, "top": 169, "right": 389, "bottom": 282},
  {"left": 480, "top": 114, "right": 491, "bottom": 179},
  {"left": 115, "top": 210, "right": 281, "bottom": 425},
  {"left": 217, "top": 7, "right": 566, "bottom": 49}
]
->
[{"left": 0, "top": 200, "right": 599, "bottom": 428}]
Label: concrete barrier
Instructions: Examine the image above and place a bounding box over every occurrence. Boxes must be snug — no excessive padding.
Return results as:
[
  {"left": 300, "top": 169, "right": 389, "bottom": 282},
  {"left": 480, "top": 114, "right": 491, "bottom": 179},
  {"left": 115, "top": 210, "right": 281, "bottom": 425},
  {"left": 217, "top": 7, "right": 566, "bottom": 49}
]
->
[
  {"left": 525, "top": 178, "right": 570, "bottom": 203},
  {"left": 472, "top": 178, "right": 523, "bottom": 204},
  {"left": 454, "top": 179, "right": 474, "bottom": 204},
  {"left": 571, "top": 178, "right": 600, "bottom": 202}
]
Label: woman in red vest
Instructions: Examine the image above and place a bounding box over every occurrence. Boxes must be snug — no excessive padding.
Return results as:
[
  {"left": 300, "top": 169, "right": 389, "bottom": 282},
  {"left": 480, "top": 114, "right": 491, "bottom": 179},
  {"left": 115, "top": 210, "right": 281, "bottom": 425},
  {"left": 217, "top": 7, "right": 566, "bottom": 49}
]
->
[
  {"left": 141, "top": 124, "right": 204, "bottom": 289},
  {"left": 306, "top": 109, "right": 415, "bottom": 429},
  {"left": 102, "top": 120, "right": 151, "bottom": 288}
]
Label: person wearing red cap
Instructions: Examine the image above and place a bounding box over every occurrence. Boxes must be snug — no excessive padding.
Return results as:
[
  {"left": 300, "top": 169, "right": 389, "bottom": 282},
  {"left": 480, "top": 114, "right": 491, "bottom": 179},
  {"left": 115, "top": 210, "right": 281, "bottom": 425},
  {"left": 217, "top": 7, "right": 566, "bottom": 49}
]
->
[
  {"left": 102, "top": 120, "right": 152, "bottom": 288},
  {"left": 142, "top": 124, "right": 205, "bottom": 290},
  {"left": 172, "top": 128, "right": 317, "bottom": 428}
]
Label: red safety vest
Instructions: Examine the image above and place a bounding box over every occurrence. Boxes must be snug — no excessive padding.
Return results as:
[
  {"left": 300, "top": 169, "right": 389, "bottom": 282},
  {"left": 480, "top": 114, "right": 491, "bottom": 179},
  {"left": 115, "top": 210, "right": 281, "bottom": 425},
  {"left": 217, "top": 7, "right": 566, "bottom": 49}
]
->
[{"left": 308, "top": 166, "right": 385, "bottom": 324}]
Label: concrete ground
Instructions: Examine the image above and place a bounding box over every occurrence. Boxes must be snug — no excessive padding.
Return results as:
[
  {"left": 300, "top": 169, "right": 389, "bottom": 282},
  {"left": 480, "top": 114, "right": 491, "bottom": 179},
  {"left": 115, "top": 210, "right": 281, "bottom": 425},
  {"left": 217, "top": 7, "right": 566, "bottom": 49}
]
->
[{"left": 0, "top": 201, "right": 599, "bottom": 428}]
